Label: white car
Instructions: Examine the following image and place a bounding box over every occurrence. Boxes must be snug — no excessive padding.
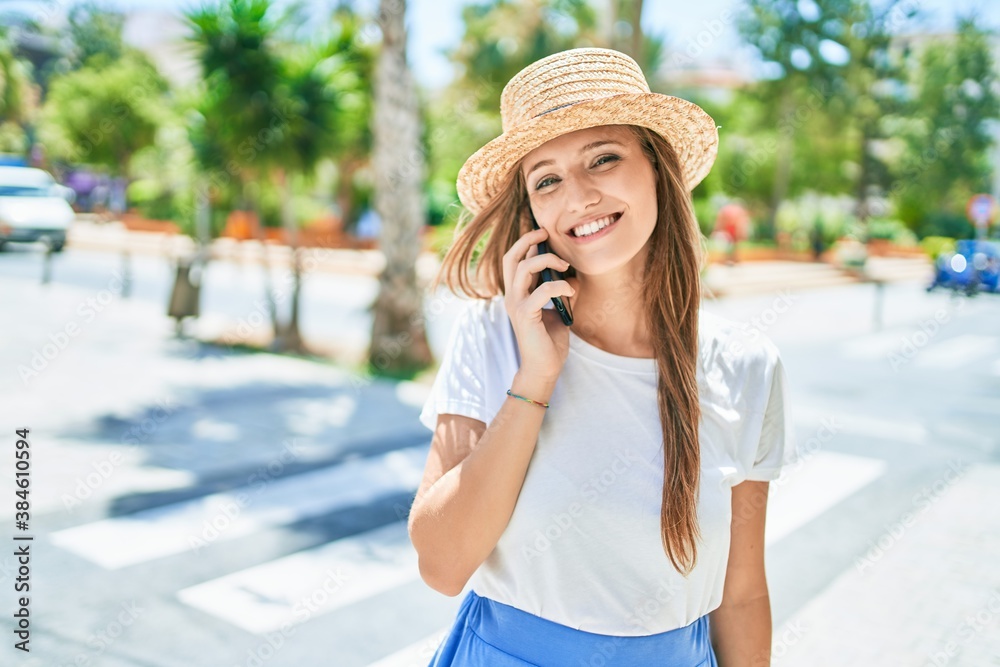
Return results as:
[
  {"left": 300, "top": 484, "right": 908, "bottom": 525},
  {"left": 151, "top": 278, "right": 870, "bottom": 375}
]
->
[{"left": 0, "top": 166, "right": 76, "bottom": 252}]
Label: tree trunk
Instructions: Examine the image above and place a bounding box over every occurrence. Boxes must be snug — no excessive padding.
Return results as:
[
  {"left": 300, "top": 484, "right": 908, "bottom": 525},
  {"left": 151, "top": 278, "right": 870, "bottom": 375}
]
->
[
  {"left": 855, "top": 118, "right": 872, "bottom": 227},
  {"left": 336, "top": 156, "right": 362, "bottom": 238},
  {"left": 245, "top": 183, "right": 280, "bottom": 339},
  {"left": 273, "top": 168, "right": 306, "bottom": 354},
  {"left": 606, "top": 0, "right": 644, "bottom": 63},
  {"left": 369, "top": 0, "right": 433, "bottom": 376},
  {"left": 629, "top": 0, "right": 644, "bottom": 65},
  {"left": 765, "top": 91, "right": 795, "bottom": 241}
]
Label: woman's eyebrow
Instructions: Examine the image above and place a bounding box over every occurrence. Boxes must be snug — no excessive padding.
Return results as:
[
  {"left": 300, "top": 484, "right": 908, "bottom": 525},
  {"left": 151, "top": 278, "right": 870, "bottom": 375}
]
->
[{"left": 524, "top": 140, "right": 626, "bottom": 178}]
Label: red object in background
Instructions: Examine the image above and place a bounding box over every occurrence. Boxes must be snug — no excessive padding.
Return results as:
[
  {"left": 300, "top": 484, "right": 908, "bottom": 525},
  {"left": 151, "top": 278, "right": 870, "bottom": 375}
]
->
[{"left": 715, "top": 203, "right": 750, "bottom": 243}]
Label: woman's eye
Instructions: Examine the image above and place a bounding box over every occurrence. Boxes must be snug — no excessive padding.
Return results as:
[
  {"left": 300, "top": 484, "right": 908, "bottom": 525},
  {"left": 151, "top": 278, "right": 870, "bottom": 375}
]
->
[{"left": 535, "top": 155, "right": 620, "bottom": 190}]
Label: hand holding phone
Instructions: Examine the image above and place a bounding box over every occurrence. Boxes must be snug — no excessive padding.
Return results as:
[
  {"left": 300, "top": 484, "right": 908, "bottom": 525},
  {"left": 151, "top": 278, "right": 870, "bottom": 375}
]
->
[
  {"left": 530, "top": 213, "right": 574, "bottom": 326},
  {"left": 500, "top": 217, "right": 576, "bottom": 383}
]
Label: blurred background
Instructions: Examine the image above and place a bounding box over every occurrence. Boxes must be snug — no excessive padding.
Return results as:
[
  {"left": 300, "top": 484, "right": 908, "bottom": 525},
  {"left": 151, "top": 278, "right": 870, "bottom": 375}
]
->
[{"left": 0, "top": 0, "right": 998, "bottom": 665}]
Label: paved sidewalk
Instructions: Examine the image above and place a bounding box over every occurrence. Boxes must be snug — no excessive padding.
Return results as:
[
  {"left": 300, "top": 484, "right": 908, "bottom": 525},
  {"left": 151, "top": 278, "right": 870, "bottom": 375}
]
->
[{"left": 775, "top": 463, "right": 1000, "bottom": 667}]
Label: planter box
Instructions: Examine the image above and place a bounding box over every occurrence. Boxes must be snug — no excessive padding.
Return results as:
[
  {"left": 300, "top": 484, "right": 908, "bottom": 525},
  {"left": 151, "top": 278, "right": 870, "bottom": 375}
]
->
[
  {"left": 884, "top": 245, "right": 927, "bottom": 258},
  {"left": 120, "top": 212, "right": 179, "bottom": 234},
  {"left": 263, "top": 227, "right": 287, "bottom": 245},
  {"left": 222, "top": 210, "right": 260, "bottom": 241},
  {"left": 707, "top": 245, "right": 830, "bottom": 263},
  {"left": 866, "top": 238, "right": 893, "bottom": 256}
]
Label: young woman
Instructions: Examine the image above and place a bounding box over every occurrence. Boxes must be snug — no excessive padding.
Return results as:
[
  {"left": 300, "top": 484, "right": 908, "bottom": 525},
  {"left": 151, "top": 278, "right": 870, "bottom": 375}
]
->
[{"left": 408, "top": 47, "right": 794, "bottom": 667}]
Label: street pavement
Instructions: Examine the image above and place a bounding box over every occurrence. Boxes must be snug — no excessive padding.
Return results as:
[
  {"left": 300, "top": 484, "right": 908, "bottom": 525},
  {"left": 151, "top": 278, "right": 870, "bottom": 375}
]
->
[{"left": 0, "top": 240, "right": 997, "bottom": 667}]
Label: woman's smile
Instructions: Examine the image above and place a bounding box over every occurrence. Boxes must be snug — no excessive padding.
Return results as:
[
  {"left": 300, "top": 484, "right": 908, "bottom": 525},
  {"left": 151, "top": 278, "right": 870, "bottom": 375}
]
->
[{"left": 565, "top": 211, "right": 623, "bottom": 244}]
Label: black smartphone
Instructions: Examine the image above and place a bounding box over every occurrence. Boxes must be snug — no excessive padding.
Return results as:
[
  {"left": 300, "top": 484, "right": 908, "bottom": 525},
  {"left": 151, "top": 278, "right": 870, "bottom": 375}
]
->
[{"left": 530, "top": 211, "right": 573, "bottom": 326}]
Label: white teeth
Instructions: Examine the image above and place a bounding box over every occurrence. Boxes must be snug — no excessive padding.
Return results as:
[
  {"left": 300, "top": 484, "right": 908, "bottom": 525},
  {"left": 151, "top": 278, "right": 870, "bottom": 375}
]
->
[{"left": 572, "top": 214, "right": 617, "bottom": 237}]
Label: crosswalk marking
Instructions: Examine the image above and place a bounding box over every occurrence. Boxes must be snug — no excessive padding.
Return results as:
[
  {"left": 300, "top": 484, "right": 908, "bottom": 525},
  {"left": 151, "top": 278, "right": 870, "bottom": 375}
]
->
[
  {"left": 49, "top": 444, "right": 428, "bottom": 569},
  {"left": 841, "top": 332, "right": 1000, "bottom": 370},
  {"left": 793, "top": 404, "right": 928, "bottom": 445},
  {"left": 839, "top": 331, "right": 908, "bottom": 360},
  {"left": 912, "top": 334, "right": 1000, "bottom": 369},
  {"left": 766, "top": 451, "right": 887, "bottom": 545},
  {"left": 178, "top": 521, "right": 419, "bottom": 635}
]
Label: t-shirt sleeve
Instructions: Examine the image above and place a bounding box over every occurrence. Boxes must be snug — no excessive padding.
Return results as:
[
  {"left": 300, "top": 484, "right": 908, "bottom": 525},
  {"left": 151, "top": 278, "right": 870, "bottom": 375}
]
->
[
  {"left": 743, "top": 351, "right": 795, "bottom": 482},
  {"left": 418, "top": 301, "right": 489, "bottom": 432}
]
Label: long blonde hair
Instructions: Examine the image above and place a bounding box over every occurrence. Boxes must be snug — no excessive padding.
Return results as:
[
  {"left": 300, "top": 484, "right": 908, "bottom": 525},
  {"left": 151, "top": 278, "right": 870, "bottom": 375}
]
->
[{"left": 429, "top": 124, "right": 707, "bottom": 575}]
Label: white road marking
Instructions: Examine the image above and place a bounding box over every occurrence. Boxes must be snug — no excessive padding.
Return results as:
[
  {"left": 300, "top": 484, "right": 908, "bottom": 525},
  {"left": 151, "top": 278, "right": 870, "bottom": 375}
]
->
[
  {"left": 178, "top": 521, "right": 419, "bottom": 635},
  {"left": 766, "top": 451, "right": 887, "bottom": 544},
  {"left": 50, "top": 444, "right": 428, "bottom": 569},
  {"left": 840, "top": 331, "right": 909, "bottom": 360},
  {"left": 793, "top": 404, "right": 928, "bottom": 445},
  {"left": 913, "top": 334, "right": 1000, "bottom": 369}
]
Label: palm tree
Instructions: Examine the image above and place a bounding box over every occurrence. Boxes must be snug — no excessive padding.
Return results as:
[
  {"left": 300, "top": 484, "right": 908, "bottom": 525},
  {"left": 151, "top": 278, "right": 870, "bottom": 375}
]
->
[
  {"left": 369, "top": 0, "right": 432, "bottom": 376},
  {"left": 268, "top": 40, "right": 365, "bottom": 352},
  {"left": 186, "top": 0, "right": 286, "bottom": 337},
  {"left": 186, "top": 0, "right": 369, "bottom": 354}
]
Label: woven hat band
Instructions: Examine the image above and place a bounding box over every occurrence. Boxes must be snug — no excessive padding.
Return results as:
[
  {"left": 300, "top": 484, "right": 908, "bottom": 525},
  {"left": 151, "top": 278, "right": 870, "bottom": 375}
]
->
[{"left": 500, "top": 51, "right": 651, "bottom": 133}]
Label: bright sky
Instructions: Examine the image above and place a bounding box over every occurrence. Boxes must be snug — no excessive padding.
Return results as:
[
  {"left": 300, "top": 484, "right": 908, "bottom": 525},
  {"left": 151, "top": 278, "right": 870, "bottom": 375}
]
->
[{"left": 3, "top": 0, "right": 999, "bottom": 89}]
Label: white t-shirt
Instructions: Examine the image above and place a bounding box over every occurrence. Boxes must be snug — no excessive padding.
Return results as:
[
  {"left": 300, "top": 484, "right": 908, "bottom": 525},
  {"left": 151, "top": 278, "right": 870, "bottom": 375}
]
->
[{"left": 418, "top": 295, "right": 795, "bottom": 635}]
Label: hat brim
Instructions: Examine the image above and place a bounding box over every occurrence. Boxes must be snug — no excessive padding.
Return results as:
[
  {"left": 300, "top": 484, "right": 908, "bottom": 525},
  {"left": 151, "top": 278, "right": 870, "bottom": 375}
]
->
[{"left": 456, "top": 92, "right": 719, "bottom": 215}]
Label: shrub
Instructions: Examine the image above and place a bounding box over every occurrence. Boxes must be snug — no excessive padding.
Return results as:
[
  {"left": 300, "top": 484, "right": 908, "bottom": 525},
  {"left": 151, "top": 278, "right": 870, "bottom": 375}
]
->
[{"left": 920, "top": 236, "right": 956, "bottom": 260}]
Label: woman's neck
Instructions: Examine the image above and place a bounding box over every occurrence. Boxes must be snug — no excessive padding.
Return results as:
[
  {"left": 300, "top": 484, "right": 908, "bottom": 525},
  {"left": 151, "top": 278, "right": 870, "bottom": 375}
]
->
[{"left": 566, "top": 271, "right": 653, "bottom": 358}]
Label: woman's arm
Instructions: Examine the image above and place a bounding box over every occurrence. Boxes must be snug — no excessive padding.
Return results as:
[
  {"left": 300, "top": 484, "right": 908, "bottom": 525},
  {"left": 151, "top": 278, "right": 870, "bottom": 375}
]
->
[
  {"left": 409, "top": 371, "right": 559, "bottom": 596},
  {"left": 709, "top": 480, "right": 773, "bottom": 667}
]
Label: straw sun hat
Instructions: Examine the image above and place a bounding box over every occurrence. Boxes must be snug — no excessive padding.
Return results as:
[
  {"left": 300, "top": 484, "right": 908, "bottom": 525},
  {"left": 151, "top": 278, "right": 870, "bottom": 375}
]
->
[{"left": 456, "top": 47, "right": 720, "bottom": 215}]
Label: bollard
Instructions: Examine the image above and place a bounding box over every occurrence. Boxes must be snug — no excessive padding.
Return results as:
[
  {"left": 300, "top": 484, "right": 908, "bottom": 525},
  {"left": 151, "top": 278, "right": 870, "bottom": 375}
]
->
[
  {"left": 168, "top": 256, "right": 201, "bottom": 336},
  {"left": 872, "top": 279, "right": 884, "bottom": 331},
  {"left": 120, "top": 250, "right": 132, "bottom": 299},
  {"left": 41, "top": 241, "right": 54, "bottom": 285}
]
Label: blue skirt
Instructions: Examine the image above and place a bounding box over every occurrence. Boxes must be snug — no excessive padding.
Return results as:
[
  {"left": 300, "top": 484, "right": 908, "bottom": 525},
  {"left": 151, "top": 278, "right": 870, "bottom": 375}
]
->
[{"left": 427, "top": 589, "right": 719, "bottom": 666}]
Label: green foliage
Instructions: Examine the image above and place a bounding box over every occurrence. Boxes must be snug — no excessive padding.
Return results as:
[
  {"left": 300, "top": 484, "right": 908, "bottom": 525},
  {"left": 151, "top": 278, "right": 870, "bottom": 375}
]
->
[
  {"left": 915, "top": 211, "right": 975, "bottom": 240},
  {"left": 866, "top": 217, "right": 916, "bottom": 245},
  {"left": 426, "top": 220, "right": 458, "bottom": 260},
  {"left": 893, "top": 16, "right": 1000, "bottom": 227},
  {"left": 0, "top": 31, "right": 30, "bottom": 125},
  {"left": 449, "top": 0, "right": 602, "bottom": 115},
  {"left": 67, "top": 2, "right": 125, "bottom": 68},
  {"left": 37, "top": 53, "right": 168, "bottom": 175},
  {"left": 738, "top": 0, "right": 852, "bottom": 85},
  {"left": 776, "top": 192, "right": 858, "bottom": 248},
  {"left": 127, "top": 178, "right": 181, "bottom": 221},
  {"left": 691, "top": 197, "right": 717, "bottom": 238},
  {"left": 184, "top": 0, "right": 370, "bottom": 235},
  {"left": 0, "top": 121, "right": 27, "bottom": 154},
  {"left": 920, "top": 235, "right": 956, "bottom": 260}
]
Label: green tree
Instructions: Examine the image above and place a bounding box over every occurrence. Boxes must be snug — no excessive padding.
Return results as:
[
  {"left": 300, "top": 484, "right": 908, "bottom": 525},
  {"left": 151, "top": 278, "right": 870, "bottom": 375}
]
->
[
  {"left": 37, "top": 53, "right": 168, "bottom": 181},
  {"left": 894, "top": 16, "right": 1000, "bottom": 236},
  {"left": 0, "top": 29, "right": 32, "bottom": 153},
  {"left": 185, "top": 0, "right": 294, "bottom": 345},
  {"left": 449, "top": 0, "right": 603, "bottom": 115},
  {"left": 185, "top": 0, "right": 369, "bottom": 353},
  {"left": 834, "top": 0, "right": 917, "bottom": 224},
  {"left": 67, "top": 1, "right": 125, "bottom": 68},
  {"left": 737, "top": 0, "right": 853, "bottom": 237}
]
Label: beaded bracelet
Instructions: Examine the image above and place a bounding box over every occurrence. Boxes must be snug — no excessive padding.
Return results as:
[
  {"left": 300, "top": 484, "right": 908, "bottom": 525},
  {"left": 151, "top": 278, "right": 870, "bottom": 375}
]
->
[{"left": 506, "top": 389, "right": 550, "bottom": 409}]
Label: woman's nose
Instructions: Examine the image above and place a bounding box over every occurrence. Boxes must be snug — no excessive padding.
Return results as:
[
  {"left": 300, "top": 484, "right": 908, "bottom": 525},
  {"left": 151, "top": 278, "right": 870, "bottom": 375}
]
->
[{"left": 562, "top": 174, "right": 602, "bottom": 213}]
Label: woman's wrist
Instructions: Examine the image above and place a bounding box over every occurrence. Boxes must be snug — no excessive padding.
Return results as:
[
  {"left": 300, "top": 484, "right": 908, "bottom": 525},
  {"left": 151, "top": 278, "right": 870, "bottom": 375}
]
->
[{"left": 510, "top": 371, "right": 558, "bottom": 405}]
